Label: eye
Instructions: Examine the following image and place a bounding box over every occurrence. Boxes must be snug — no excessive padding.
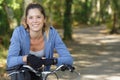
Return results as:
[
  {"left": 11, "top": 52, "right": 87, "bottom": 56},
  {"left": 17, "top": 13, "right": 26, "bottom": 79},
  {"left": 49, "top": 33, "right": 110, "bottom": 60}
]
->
[
  {"left": 28, "top": 16, "right": 33, "bottom": 19},
  {"left": 37, "top": 16, "right": 41, "bottom": 18}
]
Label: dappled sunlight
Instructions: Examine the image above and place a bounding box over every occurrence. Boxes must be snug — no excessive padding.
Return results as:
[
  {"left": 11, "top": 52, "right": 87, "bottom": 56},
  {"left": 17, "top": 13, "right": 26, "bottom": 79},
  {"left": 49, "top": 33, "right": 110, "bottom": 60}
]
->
[
  {"left": 0, "top": 59, "right": 6, "bottom": 67},
  {"left": 99, "top": 39, "right": 120, "bottom": 44},
  {"left": 82, "top": 74, "right": 106, "bottom": 80},
  {"left": 110, "top": 57, "right": 120, "bottom": 62},
  {"left": 106, "top": 75, "right": 120, "bottom": 80},
  {"left": 0, "top": 49, "right": 7, "bottom": 68},
  {"left": 81, "top": 74, "right": 120, "bottom": 80},
  {"left": 73, "top": 26, "right": 120, "bottom": 47},
  {"left": 75, "top": 60, "right": 102, "bottom": 68},
  {"left": 73, "top": 32, "right": 120, "bottom": 46},
  {"left": 69, "top": 26, "right": 120, "bottom": 80},
  {"left": 96, "top": 35, "right": 120, "bottom": 45},
  {"left": 97, "top": 51, "right": 111, "bottom": 55}
]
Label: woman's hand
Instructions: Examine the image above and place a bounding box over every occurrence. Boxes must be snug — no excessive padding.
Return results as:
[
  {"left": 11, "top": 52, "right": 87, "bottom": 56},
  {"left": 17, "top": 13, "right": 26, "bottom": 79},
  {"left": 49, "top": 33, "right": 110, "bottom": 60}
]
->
[
  {"left": 25, "top": 54, "right": 58, "bottom": 70},
  {"left": 27, "top": 54, "right": 43, "bottom": 70}
]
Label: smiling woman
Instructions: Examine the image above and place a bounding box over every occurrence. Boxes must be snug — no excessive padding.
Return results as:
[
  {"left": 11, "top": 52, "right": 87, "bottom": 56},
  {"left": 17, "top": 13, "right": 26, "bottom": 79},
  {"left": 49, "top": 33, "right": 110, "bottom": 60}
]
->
[
  {"left": 27, "top": 8, "right": 45, "bottom": 33},
  {"left": 6, "top": 3, "right": 73, "bottom": 80}
]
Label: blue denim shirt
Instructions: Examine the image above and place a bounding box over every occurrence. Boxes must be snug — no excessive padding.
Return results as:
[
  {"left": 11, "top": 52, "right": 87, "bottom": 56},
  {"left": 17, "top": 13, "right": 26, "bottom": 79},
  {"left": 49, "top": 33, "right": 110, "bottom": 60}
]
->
[{"left": 7, "top": 25, "right": 73, "bottom": 70}]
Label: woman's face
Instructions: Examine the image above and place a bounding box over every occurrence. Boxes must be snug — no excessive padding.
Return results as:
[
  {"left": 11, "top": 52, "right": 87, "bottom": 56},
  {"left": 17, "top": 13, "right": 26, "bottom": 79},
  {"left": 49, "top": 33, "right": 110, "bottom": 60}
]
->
[{"left": 26, "top": 8, "right": 46, "bottom": 32}]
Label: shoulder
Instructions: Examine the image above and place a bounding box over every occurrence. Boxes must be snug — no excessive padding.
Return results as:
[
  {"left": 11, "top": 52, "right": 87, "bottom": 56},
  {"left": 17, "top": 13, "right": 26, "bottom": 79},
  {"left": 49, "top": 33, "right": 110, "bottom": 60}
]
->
[
  {"left": 48, "top": 26, "right": 62, "bottom": 40},
  {"left": 49, "top": 26, "right": 58, "bottom": 35},
  {"left": 14, "top": 25, "right": 26, "bottom": 32},
  {"left": 13, "top": 25, "right": 28, "bottom": 35},
  {"left": 49, "top": 26, "right": 55, "bottom": 31},
  {"left": 11, "top": 25, "right": 28, "bottom": 40}
]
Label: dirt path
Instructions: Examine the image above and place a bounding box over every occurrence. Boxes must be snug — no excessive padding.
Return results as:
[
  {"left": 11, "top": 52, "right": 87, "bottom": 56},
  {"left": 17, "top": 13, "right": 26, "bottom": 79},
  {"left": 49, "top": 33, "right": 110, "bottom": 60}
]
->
[{"left": 66, "top": 26, "right": 120, "bottom": 80}]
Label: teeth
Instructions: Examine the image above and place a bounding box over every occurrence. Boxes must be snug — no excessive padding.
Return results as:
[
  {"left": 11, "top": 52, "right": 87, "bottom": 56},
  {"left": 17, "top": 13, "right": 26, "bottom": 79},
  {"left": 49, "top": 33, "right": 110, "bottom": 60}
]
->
[{"left": 32, "top": 25, "right": 38, "bottom": 26}]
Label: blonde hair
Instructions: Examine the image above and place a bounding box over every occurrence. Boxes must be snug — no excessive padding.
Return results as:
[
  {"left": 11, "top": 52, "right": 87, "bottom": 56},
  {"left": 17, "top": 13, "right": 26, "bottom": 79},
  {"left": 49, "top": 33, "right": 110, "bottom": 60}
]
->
[{"left": 21, "top": 3, "right": 50, "bottom": 40}]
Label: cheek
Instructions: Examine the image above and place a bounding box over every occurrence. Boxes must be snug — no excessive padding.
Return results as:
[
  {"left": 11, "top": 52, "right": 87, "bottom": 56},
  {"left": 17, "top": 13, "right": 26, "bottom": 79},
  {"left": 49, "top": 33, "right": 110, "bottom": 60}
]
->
[
  {"left": 38, "top": 19, "right": 45, "bottom": 25},
  {"left": 26, "top": 19, "right": 31, "bottom": 25}
]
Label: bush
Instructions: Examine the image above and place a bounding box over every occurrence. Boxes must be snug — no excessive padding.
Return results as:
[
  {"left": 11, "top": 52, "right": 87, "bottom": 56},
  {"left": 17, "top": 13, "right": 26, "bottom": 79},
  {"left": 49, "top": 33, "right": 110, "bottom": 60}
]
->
[{"left": 0, "top": 35, "right": 10, "bottom": 49}]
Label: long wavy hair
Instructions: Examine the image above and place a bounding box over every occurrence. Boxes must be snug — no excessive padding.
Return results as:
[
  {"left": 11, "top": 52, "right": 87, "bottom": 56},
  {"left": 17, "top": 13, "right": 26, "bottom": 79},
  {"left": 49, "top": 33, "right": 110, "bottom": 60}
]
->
[{"left": 21, "top": 3, "right": 49, "bottom": 40}]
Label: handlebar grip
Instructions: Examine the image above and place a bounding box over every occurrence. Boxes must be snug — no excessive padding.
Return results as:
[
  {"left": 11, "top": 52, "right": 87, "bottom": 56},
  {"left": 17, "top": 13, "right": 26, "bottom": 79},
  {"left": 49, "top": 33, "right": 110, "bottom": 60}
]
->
[{"left": 61, "top": 64, "right": 75, "bottom": 72}]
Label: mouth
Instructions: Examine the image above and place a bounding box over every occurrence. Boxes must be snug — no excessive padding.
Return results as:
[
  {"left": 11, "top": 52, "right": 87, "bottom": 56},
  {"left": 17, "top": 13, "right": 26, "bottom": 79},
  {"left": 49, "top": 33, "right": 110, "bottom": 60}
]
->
[{"left": 32, "top": 24, "right": 39, "bottom": 27}]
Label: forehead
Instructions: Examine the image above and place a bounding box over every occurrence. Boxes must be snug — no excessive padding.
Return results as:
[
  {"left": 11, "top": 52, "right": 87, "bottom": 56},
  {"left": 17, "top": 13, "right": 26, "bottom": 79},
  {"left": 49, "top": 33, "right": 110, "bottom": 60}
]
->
[{"left": 27, "top": 8, "right": 43, "bottom": 16}]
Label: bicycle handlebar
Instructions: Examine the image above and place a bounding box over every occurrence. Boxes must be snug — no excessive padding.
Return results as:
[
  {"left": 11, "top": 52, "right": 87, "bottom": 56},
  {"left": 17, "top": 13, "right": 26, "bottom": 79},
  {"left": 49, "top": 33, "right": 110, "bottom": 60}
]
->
[
  {"left": 23, "top": 64, "right": 75, "bottom": 73},
  {"left": 7, "top": 64, "right": 80, "bottom": 80},
  {"left": 23, "top": 65, "right": 38, "bottom": 73},
  {"left": 7, "top": 64, "right": 77, "bottom": 78}
]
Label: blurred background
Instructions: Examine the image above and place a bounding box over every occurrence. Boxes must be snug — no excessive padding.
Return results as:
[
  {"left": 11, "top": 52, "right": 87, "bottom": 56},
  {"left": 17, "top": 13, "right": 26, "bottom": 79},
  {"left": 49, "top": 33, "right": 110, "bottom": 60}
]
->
[{"left": 0, "top": 0, "right": 120, "bottom": 80}]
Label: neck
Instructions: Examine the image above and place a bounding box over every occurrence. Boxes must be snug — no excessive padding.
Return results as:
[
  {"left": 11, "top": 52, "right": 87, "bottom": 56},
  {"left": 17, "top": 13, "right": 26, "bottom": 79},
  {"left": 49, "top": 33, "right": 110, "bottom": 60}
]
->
[{"left": 30, "top": 31, "right": 43, "bottom": 40}]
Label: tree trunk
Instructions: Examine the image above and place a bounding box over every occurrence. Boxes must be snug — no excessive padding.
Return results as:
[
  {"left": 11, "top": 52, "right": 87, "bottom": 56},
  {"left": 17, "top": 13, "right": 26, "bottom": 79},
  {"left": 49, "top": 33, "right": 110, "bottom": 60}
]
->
[
  {"left": 110, "top": 12, "right": 117, "bottom": 34},
  {"left": 63, "top": 0, "right": 73, "bottom": 40}
]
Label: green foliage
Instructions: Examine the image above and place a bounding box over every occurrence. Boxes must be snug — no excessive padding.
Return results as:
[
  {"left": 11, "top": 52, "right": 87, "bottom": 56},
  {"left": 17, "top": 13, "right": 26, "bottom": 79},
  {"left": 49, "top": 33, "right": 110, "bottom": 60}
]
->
[
  {"left": 2, "top": 35, "right": 10, "bottom": 49},
  {"left": 106, "top": 21, "right": 113, "bottom": 31},
  {"left": 0, "top": 45, "right": 7, "bottom": 59},
  {"left": 7, "top": 0, "right": 23, "bottom": 25},
  {"left": 0, "top": 5, "right": 10, "bottom": 35},
  {"left": 42, "top": 0, "right": 65, "bottom": 28},
  {"left": 73, "top": 0, "right": 92, "bottom": 25},
  {"left": 0, "top": 0, "right": 19, "bottom": 49},
  {"left": 0, "top": 0, "right": 3, "bottom": 4},
  {"left": 0, "top": 0, "right": 120, "bottom": 48}
]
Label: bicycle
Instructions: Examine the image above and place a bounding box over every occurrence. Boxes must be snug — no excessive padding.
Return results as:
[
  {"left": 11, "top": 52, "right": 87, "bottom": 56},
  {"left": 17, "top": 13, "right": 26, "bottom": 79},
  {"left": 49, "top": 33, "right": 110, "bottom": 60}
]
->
[{"left": 7, "top": 64, "right": 80, "bottom": 80}]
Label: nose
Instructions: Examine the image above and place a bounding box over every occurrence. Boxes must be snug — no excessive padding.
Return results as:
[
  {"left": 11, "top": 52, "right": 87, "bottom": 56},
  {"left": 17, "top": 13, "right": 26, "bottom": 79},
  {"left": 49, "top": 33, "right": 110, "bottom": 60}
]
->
[{"left": 33, "top": 18, "right": 37, "bottom": 23}]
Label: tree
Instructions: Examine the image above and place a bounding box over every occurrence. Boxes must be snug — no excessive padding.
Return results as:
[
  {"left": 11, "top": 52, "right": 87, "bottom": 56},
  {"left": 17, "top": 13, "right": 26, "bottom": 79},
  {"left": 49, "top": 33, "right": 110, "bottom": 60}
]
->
[
  {"left": 63, "top": 0, "right": 73, "bottom": 40},
  {"left": 109, "top": 0, "right": 120, "bottom": 34},
  {"left": 0, "top": 0, "right": 11, "bottom": 35}
]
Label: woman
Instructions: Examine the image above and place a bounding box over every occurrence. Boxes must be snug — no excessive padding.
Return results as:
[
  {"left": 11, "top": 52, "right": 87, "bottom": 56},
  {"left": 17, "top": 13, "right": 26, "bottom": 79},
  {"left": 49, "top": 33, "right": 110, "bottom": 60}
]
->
[{"left": 7, "top": 3, "right": 73, "bottom": 80}]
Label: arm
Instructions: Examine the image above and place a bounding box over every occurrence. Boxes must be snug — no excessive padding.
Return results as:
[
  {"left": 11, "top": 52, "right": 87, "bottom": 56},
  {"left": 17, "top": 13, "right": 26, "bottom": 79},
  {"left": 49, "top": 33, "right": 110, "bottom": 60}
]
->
[
  {"left": 7, "top": 28, "right": 25, "bottom": 67},
  {"left": 53, "top": 29, "right": 73, "bottom": 66}
]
